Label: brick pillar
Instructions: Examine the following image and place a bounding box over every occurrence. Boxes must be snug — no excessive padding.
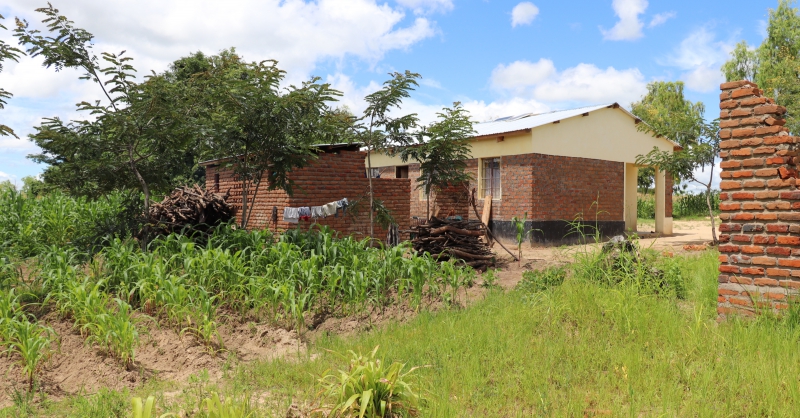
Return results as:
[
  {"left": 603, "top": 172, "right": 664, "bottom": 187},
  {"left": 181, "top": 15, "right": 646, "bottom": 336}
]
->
[{"left": 717, "top": 80, "right": 800, "bottom": 317}]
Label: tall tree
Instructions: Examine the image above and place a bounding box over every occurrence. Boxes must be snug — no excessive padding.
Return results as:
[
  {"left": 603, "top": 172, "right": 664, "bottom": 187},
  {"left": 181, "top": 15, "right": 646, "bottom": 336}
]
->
[
  {"left": 201, "top": 50, "right": 344, "bottom": 228},
  {"left": 0, "top": 14, "right": 24, "bottom": 138},
  {"left": 721, "top": 41, "right": 759, "bottom": 82},
  {"left": 398, "top": 102, "right": 475, "bottom": 219},
  {"left": 723, "top": 0, "right": 800, "bottom": 132},
  {"left": 631, "top": 81, "right": 705, "bottom": 194},
  {"left": 354, "top": 71, "right": 420, "bottom": 238},
  {"left": 14, "top": 5, "right": 204, "bottom": 214}
]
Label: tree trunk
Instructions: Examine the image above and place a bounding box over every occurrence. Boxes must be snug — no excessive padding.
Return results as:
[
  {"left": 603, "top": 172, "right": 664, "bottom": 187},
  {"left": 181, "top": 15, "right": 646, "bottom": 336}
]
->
[
  {"left": 128, "top": 146, "right": 151, "bottom": 250},
  {"left": 706, "top": 185, "right": 718, "bottom": 245},
  {"left": 366, "top": 143, "right": 375, "bottom": 239}
]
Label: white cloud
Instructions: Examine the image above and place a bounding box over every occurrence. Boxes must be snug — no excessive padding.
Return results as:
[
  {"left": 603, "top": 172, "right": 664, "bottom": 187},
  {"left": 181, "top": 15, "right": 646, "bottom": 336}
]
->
[
  {"left": 419, "top": 77, "right": 443, "bottom": 89},
  {"left": 600, "top": 0, "right": 648, "bottom": 41},
  {"left": 463, "top": 98, "right": 550, "bottom": 123},
  {"left": 490, "top": 59, "right": 556, "bottom": 92},
  {"left": 0, "top": 171, "right": 14, "bottom": 182},
  {"left": 490, "top": 60, "right": 647, "bottom": 106},
  {"left": 648, "top": 11, "right": 675, "bottom": 28},
  {"left": 511, "top": 2, "right": 540, "bottom": 28},
  {"left": 395, "top": 0, "right": 454, "bottom": 15},
  {"left": 4, "top": 0, "right": 436, "bottom": 82},
  {"left": 664, "top": 27, "right": 735, "bottom": 93}
]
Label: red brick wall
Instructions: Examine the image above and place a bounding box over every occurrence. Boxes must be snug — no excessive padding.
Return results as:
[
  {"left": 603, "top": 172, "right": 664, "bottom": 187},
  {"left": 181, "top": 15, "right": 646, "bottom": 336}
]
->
[
  {"left": 717, "top": 80, "right": 800, "bottom": 317},
  {"left": 206, "top": 150, "right": 410, "bottom": 240},
  {"left": 389, "top": 153, "right": 624, "bottom": 223},
  {"left": 666, "top": 171, "right": 673, "bottom": 218},
  {"left": 406, "top": 164, "right": 469, "bottom": 220}
]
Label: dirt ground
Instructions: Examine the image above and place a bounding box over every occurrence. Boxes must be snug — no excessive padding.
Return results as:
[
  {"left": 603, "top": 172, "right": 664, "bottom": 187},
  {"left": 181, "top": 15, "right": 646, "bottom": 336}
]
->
[
  {"left": 0, "top": 220, "right": 717, "bottom": 408},
  {"left": 486, "top": 219, "right": 717, "bottom": 290}
]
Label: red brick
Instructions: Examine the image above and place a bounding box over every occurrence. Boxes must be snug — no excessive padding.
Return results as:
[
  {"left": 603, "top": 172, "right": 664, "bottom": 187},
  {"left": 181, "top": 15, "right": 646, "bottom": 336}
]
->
[
  {"left": 756, "top": 126, "right": 786, "bottom": 135},
  {"left": 732, "top": 235, "right": 752, "bottom": 243},
  {"left": 764, "top": 136, "right": 794, "bottom": 145},
  {"left": 730, "top": 148, "right": 753, "bottom": 157},
  {"left": 731, "top": 87, "right": 759, "bottom": 98},
  {"left": 779, "top": 167, "right": 799, "bottom": 179},
  {"left": 754, "top": 168, "right": 778, "bottom": 177},
  {"left": 779, "top": 191, "right": 800, "bottom": 200},
  {"left": 741, "top": 158, "right": 765, "bottom": 167},
  {"left": 719, "top": 223, "right": 742, "bottom": 232},
  {"left": 732, "top": 128, "right": 756, "bottom": 138},
  {"left": 767, "top": 268, "right": 791, "bottom": 277},
  {"left": 719, "top": 244, "right": 740, "bottom": 253},
  {"left": 720, "top": 181, "right": 742, "bottom": 190},
  {"left": 719, "top": 265, "right": 741, "bottom": 274},
  {"left": 755, "top": 191, "right": 779, "bottom": 199},
  {"left": 732, "top": 170, "right": 754, "bottom": 178},
  {"left": 721, "top": 81, "right": 749, "bottom": 90},
  {"left": 752, "top": 257, "right": 777, "bottom": 266},
  {"left": 778, "top": 213, "right": 800, "bottom": 221},
  {"left": 780, "top": 280, "right": 800, "bottom": 289},
  {"left": 767, "top": 224, "right": 790, "bottom": 233},
  {"left": 731, "top": 108, "right": 753, "bottom": 117},
  {"left": 755, "top": 278, "right": 780, "bottom": 286},
  {"left": 731, "top": 192, "right": 755, "bottom": 200},
  {"left": 754, "top": 104, "right": 787, "bottom": 115},
  {"left": 730, "top": 276, "right": 754, "bottom": 285},
  {"left": 741, "top": 245, "right": 763, "bottom": 254},
  {"left": 766, "top": 156, "right": 789, "bottom": 165},
  {"left": 754, "top": 213, "right": 778, "bottom": 220},
  {"left": 740, "top": 268, "right": 764, "bottom": 276},
  {"left": 778, "top": 259, "right": 800, "bottom": 268},
  {"left": 720, "top": 160, "right": 741, "bottom": 169},
  {"left": 753, "top": 147, "right": 776, "bottom": 154},
  {"left": 740, "top": 96, "right": 767, "bottom": 106},
  {"left": 754, "top": 236, "right": 776, "bottom": 245},
  {"left": 719, "top": 202, "right": 741, "bottom": 211},
  {"left": 767, "top": 246, "right": 791, "bottom": 256},
  {"left": 742, "top": 202, "right": 763, "bottom": 210},
  {"left": 777, "top": 236, "right": 800, "bottom": 245}
]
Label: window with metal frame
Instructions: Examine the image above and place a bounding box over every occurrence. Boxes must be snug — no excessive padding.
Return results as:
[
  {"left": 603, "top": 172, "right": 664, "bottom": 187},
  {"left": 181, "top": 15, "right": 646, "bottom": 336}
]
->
[{"left": 480, "top": 157, "right": 501, "bottom": 199}]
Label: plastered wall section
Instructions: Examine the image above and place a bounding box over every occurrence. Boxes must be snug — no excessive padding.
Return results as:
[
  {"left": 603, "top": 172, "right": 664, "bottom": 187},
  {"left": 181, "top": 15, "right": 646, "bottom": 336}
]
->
[{"left": 206, "top": 150, "right": 410, "bottom": 240}]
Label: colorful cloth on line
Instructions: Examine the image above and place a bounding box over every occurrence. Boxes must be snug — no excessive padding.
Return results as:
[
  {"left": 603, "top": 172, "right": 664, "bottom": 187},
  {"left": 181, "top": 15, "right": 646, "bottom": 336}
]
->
[
  {"left": 282, "top": 200, "right": 348, "bottom": 222},
  {"left": 283, "top": 207, "right": 299, "bottom": 224}
]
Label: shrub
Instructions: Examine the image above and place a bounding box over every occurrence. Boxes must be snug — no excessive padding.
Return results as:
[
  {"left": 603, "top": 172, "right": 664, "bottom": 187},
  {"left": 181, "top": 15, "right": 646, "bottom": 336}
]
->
[
  {"left": 315, "top": 346, "right": 426, "bottom": 418},
  {"left": 517, "top": 266, "right": 567, "bottom": 295}
]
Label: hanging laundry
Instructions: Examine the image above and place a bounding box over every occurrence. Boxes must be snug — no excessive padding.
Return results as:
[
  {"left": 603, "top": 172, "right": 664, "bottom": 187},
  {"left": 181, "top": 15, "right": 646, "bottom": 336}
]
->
[
  {"left": 311, "top": 206, "right": 325, "bottom": 218},
  {"left": 322, "top": 202, "right": 337, "bottom": 217},
  {"left": 298, "top": 207, "right": 311, "bottom": 222},
  {"left": 335, "top": 198, "right": 349, "bottom": 217},
  {"left": 283, "top": 207, "right": 299, "bottom": 223}
]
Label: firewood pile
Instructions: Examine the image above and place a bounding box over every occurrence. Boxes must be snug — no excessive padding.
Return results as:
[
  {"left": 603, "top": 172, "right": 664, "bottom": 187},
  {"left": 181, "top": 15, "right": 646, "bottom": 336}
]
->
[
  {"left": 411, "top": 217, "right": 495, "bottom": 270},
  {"left": 145, "top": 185, "right": 233, "bottom": 235}
]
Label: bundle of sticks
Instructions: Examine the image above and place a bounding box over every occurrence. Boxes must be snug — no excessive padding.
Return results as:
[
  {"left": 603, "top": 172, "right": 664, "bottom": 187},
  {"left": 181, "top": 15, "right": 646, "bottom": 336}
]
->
[
  {"left": 146, "top": 185, "right": 233, "bottom": 235},
  {"left": 411, "top": 216, "right": 495, "bottom": 270}
]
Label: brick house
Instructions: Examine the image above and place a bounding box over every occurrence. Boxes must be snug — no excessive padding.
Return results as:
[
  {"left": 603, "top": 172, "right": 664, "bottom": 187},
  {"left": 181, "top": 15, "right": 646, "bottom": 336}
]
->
[
  {"left": 201, "top": 144, "right": 410, "bottom": 240},
  {"left": 369, "top": 103, "right": 678, "bottom": 244}
]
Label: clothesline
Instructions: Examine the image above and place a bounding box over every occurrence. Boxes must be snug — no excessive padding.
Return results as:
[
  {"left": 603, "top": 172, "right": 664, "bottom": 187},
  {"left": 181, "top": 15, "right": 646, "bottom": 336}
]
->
[{"left": 283, "top": 198, "right": 348, "bottom": 224}]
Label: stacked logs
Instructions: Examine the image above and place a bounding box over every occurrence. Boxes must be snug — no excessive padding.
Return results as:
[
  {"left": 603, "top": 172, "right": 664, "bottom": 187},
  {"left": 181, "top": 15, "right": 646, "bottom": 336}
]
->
[
  {"left": 411, "top": 217, "right": 495, "bottom": 270},
  {"left": 146, "top": 185, "right": 233, "bottom": 236}
]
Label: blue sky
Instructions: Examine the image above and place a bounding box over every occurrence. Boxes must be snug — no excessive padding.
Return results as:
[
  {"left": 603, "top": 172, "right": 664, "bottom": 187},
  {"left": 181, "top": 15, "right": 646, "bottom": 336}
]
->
[{"left": 0, "top": 0, "right": 777, "bottom": 189}]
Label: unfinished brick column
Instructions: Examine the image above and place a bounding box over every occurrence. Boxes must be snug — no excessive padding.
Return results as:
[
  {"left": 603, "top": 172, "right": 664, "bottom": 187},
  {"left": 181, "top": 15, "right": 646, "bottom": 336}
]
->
[{"left": 717, "top": 80, "right": 800, "bottom": 317}]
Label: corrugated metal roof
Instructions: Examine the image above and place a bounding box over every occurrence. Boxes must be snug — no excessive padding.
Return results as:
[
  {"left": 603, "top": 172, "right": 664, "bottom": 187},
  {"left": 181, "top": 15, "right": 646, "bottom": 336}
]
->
[{"left": 473, "top": 103, "right": 615, "bottom": 137}]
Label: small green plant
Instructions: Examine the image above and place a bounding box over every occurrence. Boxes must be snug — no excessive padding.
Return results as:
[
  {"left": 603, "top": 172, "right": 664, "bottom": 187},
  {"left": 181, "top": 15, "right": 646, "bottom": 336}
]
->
[
  {"left": 202, "top": 392, "right": 253, "bottom": 418},
  {"left": 480, "top": 269, "right": 500, "bottom": 289},
  {"left": 6, "top": 319, "right": 53, "bottom": 392},
  {"left": 131, "top": 395, "right": 174, "bottom": 418},
  {"left": 511, "top": 213, "right": 530, "bottom": 266},
  {"left": 315, "top": 346, "right": 426, "bottom": 418},
  {"left": 517, "top": 266, "right": 567, "bottom": 296}
]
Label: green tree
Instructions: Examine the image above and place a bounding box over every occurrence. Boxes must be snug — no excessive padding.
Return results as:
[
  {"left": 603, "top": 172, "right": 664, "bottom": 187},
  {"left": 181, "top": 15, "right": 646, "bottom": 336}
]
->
[
  {"left": 14, "top": 5, "right": 205, "bottom": 213},
  {"left": 201, "top": 50, "right": 344, "bottom": 228},
  {"left": 398, "top": 102, "right": 475, "bottom": 219},
  {"left": 0, "top": 14, "right": 24, "bottom": 137},
  {"left": 636, "top": 121, "right": 720, "bottom": 244},
  {"left": 354, "top": 71, "right": 420, "bottom": 238},
  {"left": 723, "top": 1, "right": 800, "bottom": 133},
  {"left": 721, "top": 41, "right": 759, "bottom": 82},
  {"left": 631, "top": 81, "right": 706, "bottom": 197}
]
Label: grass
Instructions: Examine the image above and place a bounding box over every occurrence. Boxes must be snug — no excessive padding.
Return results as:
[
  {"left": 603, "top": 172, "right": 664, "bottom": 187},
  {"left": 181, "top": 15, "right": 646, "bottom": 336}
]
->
[{"left": 9, "top": 248, "right": 800, "bottom": 417}]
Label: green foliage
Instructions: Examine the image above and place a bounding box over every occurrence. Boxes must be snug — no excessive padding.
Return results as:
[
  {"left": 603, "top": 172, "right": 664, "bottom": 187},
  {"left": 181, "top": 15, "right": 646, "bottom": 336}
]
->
[
  {"left": 201, "top": 50, "right": 345, "bottom": 228},
  {"left": 15, "top": 5, "right": 207, "bottom": 208},
  {"left": 631, "top": 81, "right": 705, "bottom": 150},
  {"left": 398, "top": 102, "right": 475, "bottom": 218},
  {"left": 0, "top": 187, "right": 140, "bottom": 258},
  {"left": 316, "top": 346, "right": 425, "bottom": 418},
  {"left": 722, "top": 41, "right": 759, "bottom": 82},
  {"left": 201, "top": 392, "right": 252, "bottom": 418},
  {"left": 517, "top": 266, "right": 567, "bottom": 295},
  {"left": 0, "top": 13, "right": 24, "bottom": 138},
  {"left": 637, "top": 192, "right": 720, "bottom": 219},
  {"left": 723, "top": 0, "right": 800, "bottom": 133},
  {"left": 131, "top": 395, "right": 174, "bottom": 418},
  {"left": 355, "top": 71, "right": 420, "bottom": 237}
]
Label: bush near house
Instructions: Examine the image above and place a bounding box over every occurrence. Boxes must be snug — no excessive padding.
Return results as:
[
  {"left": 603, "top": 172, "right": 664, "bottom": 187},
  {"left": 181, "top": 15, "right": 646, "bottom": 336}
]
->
[{"left": 637, "top": 191, "right": 719, "bottom": 220}]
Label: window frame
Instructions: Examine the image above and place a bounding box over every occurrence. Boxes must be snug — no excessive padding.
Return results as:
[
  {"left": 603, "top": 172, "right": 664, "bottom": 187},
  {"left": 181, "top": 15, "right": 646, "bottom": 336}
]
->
[{"left": 479, "top": 157, "right": 502, "bottom": 200}]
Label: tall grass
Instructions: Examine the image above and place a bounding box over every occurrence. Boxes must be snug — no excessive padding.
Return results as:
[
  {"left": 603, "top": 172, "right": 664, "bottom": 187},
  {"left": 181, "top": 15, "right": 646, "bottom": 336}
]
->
[
  {"left": 0, "top": 188, "right": 140, "bottom": 258},
  {"left": 638, "top": 191, "right": 719, "bottom": 219}
]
